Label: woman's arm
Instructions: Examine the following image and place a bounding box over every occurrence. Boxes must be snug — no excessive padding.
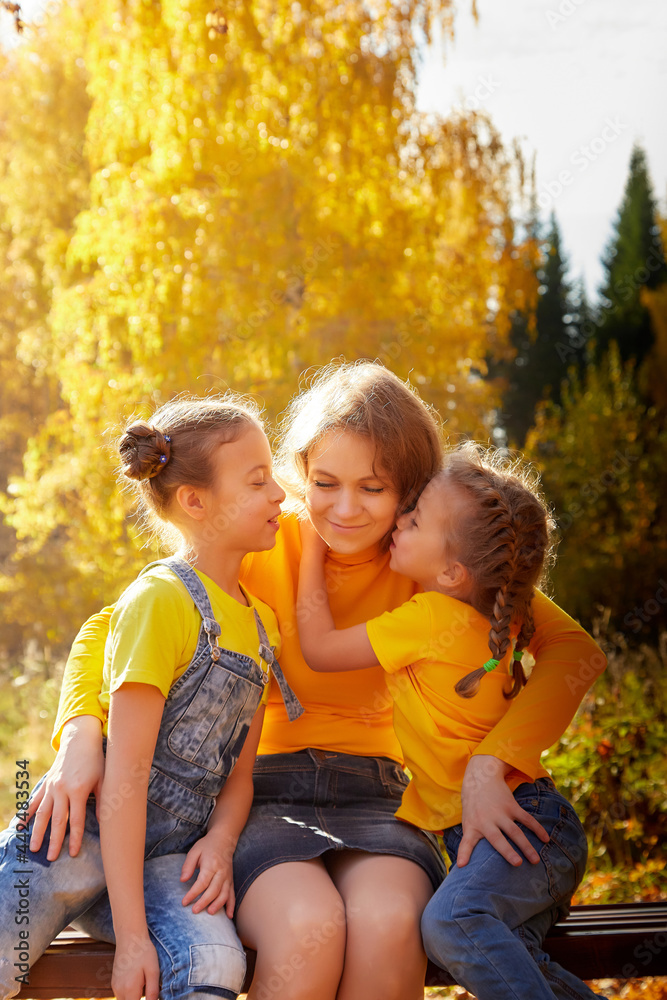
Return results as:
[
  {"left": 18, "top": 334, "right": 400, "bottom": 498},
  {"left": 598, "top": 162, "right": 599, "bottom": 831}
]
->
[
  {"left": 180, "top": 706, "right": 265, "bottom": 916},
  {"left": 472, "top": 591, "right": 606, "bottom": 775},
  {"left": 296, "top": 523, "right": 378, "bottom": 671},
  {"left": 101, "top": 682, "right": 164, "bottom": 1000},
  {"left": 457, "top": 591, "right": 606, "bottom": 867},
  {"left": 28, "top": 715, "right": 104, "bottom": 860},
  {"left": 52, "top": 606, "right": 114, "bottom": 748},
  {"left": 28, "top": 607, "right": 113, "bottom": 859}
]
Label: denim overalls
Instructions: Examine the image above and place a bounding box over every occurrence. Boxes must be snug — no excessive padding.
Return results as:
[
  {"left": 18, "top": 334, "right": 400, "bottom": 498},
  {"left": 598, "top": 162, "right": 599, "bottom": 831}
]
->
[
  {"left": 141, "top": 557, "right": 303, "bottom": 854},
  {"left": 0, "top": 557, "right": 303, "bottom": 1000}
]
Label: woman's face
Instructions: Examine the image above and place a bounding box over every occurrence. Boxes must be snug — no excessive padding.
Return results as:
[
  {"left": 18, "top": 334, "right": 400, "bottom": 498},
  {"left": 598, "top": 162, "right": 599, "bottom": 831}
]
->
[{"left": 305, "top": 430, "right": 398, "bottom": 554}]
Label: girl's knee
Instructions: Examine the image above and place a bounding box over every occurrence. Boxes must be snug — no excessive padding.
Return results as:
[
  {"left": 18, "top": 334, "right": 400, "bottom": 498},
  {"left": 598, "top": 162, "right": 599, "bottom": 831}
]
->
[
  {"left": 421, "top": 890, "right": 461, "bottom": 962},
  {"left": 157, "top": 938, "right": 247, "bottom": 1000},
  {"left": 185, "top": 941, "right": 246, "bottom": 999},
  {"left": 250, "top": 920, "right": 345, "bottom": 1000}
]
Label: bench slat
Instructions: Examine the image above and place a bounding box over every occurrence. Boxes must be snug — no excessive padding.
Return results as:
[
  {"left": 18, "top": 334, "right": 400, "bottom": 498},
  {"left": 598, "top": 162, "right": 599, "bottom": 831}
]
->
[{"left": 17, "top": 903, "right": 667, "bottom": 998}]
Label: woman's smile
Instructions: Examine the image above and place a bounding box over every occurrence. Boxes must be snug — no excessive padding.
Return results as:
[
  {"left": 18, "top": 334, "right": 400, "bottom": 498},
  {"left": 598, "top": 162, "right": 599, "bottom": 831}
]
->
[{"left": 305, "top": 430, "right": 398, "bottom": 554}]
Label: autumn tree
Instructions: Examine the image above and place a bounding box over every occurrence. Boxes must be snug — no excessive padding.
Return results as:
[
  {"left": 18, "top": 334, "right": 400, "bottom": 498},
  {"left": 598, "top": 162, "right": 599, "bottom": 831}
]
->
[
  {"left": 0, "top": 8, "right": 94, "bottom": 651},
  {"left": 0, "top": 0, "right": 537, "bottom": 648}
]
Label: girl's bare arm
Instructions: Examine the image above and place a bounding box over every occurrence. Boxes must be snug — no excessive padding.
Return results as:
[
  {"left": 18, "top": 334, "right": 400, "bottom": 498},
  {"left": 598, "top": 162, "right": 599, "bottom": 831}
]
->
[{"left": 296, "top": 522, "right": 378, "bottom": 671}]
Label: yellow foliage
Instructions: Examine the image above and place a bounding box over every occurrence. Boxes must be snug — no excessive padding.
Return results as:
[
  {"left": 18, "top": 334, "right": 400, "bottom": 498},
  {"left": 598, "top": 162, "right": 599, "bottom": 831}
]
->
[{"left": 0, "top": 0, "right": 537, "bottom": 647}]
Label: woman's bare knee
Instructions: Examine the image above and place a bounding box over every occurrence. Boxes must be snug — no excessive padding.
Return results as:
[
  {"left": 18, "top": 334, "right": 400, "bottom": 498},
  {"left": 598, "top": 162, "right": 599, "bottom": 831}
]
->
[
  {"left": 328, "top": 853, "right": 433, "bottom": 1000},
  {"left": 237, "top": 861, "right": 346, "bottom": 1000}
]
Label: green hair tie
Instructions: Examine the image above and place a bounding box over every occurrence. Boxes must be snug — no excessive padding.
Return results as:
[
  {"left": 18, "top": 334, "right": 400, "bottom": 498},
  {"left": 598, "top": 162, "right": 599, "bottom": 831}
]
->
[
  {"left": 483, "top": 658, "right": 500, "bottom": 673},
  {"left": 513, "top": 650, "right": 524, "bottom": 662}
]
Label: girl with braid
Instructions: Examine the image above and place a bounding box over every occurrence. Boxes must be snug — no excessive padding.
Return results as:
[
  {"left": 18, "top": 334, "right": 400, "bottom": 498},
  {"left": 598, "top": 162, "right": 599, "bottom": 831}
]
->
[{"left": 296, "top": 442, "right": 604, "bottom": 1000}]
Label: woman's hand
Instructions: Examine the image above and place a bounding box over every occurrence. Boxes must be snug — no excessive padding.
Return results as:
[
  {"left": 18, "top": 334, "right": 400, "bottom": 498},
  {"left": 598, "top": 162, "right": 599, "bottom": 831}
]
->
[
  {"left": 180, "top": 831, "right": 235, "bottom": 916},
  {"left": 457, "top": 755, "right": 550, "bottom": 868},
  {"left": 28, "top": 715, "right": 104, "bottom": 861},
  {"left": 111, "top": 934, "right": 160, "bottom": 1000}
]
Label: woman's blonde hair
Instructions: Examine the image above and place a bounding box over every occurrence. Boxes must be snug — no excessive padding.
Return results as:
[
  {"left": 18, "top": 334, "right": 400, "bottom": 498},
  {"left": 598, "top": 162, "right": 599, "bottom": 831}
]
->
[
  {"left": 275, "top": 361, "right": 443, "bottom": 544},
  {"left": 118, "top": 392, "right": 263, "bottom": 550},
  {"left": 442, "top": 443, "right": 556, "bottom": 699}
]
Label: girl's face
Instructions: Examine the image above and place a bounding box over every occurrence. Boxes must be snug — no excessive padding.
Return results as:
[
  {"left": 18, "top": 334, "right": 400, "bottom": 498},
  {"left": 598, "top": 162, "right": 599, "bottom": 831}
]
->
[
  {"left": 305, "top": 430, "right": 398, "bottom": 554},
  {"left": 202, "top": 424, "right": 286, "bottom": 554},
  {"left": 389, "top": 473, "right": 469, "bottom": 588}
]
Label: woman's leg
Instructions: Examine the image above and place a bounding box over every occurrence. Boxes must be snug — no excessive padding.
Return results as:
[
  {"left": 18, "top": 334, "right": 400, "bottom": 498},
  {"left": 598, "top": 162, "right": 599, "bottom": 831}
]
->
[
  {"left": 235, "top": 860, "right": 346, "bottom": 1000},
  {"left": 326, "top": 851, "right": 434, "bottom": 1000},
  {"left": 421, "top": 781, "right": 602, "bottom": 1000}
]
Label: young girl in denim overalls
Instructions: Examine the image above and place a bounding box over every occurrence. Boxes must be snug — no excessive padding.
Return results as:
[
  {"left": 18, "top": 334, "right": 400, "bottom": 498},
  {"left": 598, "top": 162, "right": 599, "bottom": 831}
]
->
[
  {"left": 296, "top": 443, "right": 605, "bottom": 1000},
  {"left": 0, "top": 394, "right": 301, "bottom": 1000}
]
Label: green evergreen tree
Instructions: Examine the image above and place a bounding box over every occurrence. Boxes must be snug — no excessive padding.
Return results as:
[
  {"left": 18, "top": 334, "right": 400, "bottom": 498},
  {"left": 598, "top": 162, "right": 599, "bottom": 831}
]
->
[
  {"left": 525, "top": 343, "right": 667, "bottom": 633},
  {"left": 597, "top": 144, "right": 667, "bottom": 364},
  {"left": 497, "top": 214, "right": 576, "bottom": 446}
]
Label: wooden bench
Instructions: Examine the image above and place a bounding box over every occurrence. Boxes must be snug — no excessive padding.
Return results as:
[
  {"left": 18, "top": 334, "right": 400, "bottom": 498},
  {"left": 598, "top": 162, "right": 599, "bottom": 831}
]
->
[{"left": 15, "top": 902, "right": 667, "bottom": 997}]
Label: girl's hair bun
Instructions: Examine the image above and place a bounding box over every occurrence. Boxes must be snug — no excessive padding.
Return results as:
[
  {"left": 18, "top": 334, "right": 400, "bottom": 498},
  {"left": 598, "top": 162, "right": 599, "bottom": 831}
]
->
[{"left": 119, "top": 421, "right": 172, "bottom": 481}]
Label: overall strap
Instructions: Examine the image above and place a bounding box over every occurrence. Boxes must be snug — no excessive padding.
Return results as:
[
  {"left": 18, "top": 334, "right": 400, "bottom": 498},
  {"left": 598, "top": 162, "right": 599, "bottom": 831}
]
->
[
  {"left": 253, "top": 609, "right": 304, "bottom": 723},
  {"left": 156, "top": 556, "right": 223, "bottom": 662}
]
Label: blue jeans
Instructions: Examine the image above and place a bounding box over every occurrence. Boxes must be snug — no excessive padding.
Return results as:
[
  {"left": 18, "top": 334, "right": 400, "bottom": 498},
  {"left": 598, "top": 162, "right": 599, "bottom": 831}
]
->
[
  {"left": 0, "top": 806, "right": 246, "bottom": 1000},
  {"left": 421, "top": 778, "right": 602, "bottom": 1000}
]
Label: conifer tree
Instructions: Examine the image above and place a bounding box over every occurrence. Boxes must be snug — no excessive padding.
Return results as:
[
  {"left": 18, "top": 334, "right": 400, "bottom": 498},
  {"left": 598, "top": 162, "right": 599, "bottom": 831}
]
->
[
  {"left": 497, "top": 213, "right": 577, "bottom": 446},
  {"left": 597, "top": 144, "right": 666, "bottom": 364}
]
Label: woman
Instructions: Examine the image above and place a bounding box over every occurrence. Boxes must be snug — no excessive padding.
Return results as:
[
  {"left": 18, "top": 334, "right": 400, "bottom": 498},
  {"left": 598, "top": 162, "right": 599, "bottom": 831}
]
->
[{"left": 27, "top": 362, "right": 603, "bottom": 1000}]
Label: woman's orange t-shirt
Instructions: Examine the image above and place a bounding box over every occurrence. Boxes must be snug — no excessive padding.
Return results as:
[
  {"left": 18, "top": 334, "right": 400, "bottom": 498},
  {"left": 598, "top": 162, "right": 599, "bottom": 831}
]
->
[{"left": 53, "top": 512, "right": 604, "bottom": 773}]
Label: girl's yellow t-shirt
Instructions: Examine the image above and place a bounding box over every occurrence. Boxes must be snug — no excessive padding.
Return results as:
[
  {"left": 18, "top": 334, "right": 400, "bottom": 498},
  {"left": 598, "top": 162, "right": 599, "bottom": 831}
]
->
[
  {"left": 99, "top": 564, "right": 280, "bottom": 736},
  {"left": 365, "top": 590, "right": 604, "bottom": 830}
]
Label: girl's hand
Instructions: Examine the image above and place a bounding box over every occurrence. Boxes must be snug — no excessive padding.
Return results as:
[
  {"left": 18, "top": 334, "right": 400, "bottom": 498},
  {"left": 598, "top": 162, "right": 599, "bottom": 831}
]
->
[
  {"left": 180, "top": 831, "right": 235, "bottom": 917},
  {"left": 28, "top": 716, "right": 104, "bottom": 861},
  {"left": 111, "top": 934, "right": 160, "bottom": 1000},
  {"left": 458, "top": 755, "right": 550, "bottom": 868}
]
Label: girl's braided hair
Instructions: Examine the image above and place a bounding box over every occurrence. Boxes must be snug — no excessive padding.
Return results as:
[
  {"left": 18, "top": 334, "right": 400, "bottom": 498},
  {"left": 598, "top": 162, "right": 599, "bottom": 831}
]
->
[{"left": 443, "top": 443, "right": 555, "bottom": 699}]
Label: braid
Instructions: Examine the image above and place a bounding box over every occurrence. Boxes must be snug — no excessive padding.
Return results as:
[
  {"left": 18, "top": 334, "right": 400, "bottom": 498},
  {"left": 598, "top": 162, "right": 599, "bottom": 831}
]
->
[
  {"left": 516, "top": 601, "right": 536, "bottom": 651},
  {"left": 445, "top": 443, "right": 553, "bottom": 701},
  {"left": 504, "top": 599, "right": 536, "bottom": 699},
  {"left": 489, "top": 587, "right": 514, "bottom": 661}
]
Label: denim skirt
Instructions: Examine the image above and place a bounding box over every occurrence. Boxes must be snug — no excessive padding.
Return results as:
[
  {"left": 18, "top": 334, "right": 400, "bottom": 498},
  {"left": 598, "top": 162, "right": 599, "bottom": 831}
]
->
[{"left": 233, "top": 749, "right": 447, "bottom": 908}]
